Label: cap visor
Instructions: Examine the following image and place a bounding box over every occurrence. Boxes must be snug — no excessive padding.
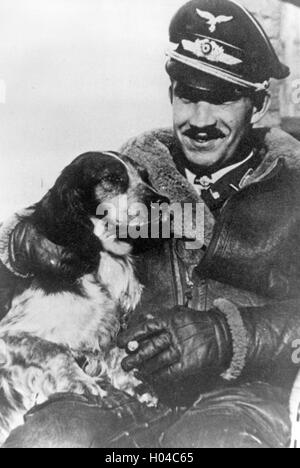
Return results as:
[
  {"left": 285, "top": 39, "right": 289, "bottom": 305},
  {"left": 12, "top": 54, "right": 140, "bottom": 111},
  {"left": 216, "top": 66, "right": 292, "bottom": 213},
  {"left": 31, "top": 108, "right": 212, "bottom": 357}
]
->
[{"left": 166, "top": 59, "right": 246, "bottom": 95}]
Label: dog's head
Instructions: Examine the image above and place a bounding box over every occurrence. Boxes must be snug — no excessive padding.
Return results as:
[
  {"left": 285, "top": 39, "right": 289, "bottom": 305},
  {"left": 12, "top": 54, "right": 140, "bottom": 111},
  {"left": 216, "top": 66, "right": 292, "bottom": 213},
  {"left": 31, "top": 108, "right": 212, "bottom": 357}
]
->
[{"left": 32, "top": 151, "right": 169, "bottom": 273}]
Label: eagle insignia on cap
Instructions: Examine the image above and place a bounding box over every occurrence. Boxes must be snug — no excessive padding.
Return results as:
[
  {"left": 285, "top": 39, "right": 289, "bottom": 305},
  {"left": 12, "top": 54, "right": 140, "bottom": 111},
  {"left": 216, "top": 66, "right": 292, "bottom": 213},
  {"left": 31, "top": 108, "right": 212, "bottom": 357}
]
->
[
  {"left": 196, "top": 9, "right": 233, "bottom": 33},
  {"left": 182, "top": 38, "right": 242, "bottom": 66}
]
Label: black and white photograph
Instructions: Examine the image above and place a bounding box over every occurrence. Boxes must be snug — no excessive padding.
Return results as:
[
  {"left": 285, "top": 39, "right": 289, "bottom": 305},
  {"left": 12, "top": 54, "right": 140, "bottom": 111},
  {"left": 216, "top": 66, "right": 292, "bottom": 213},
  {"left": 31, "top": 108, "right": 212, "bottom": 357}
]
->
[{"left": 0, "top": 0, "right": 300, "bottom": 450}]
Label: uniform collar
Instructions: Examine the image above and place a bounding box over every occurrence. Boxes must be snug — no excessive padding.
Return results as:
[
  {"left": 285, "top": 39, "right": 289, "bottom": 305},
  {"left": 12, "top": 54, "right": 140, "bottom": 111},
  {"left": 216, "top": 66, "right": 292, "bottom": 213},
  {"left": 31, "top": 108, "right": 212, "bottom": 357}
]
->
[
  {"left": 185, "top": 149, "right": 262, "bottom": 215},
  {"left": 185, "top": 151, "right": 255, "bottom": 190}
]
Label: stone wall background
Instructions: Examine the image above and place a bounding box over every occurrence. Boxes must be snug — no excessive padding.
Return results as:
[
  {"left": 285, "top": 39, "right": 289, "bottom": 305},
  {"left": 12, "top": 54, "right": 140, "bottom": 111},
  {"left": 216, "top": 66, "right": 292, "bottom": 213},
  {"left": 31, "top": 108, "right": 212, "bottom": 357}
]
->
[
  {"left": 239, "top": 0, "right": 300, "bottom": 127},
  {"left": 281, "top": 2, "right": 300, "bottom": 119}
]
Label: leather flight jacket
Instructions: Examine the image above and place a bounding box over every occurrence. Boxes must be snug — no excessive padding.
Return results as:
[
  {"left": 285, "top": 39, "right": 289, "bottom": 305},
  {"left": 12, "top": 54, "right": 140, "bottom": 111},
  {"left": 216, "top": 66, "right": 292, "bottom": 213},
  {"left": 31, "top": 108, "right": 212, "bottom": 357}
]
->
[{"left": 1, "top": 128, "right": 300, "bottom": 397}]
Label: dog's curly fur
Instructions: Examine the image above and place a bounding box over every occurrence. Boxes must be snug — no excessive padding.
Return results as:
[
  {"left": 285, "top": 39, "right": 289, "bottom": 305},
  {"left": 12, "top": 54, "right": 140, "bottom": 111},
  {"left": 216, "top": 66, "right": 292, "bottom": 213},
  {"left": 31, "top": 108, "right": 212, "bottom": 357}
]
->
[{"left": 0, "top": 151, "right": 165, "bottom": 444}]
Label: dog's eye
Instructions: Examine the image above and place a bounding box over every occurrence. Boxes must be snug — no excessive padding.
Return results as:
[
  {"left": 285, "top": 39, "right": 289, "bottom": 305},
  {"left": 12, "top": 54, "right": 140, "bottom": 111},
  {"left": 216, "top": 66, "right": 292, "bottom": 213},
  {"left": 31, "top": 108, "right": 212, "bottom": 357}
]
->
[
  {"left": 102, "top": 174, "right": 115, "bottom": 183},
  {"left": 102, "top": 173, "right": 122, "bottom": 184}
]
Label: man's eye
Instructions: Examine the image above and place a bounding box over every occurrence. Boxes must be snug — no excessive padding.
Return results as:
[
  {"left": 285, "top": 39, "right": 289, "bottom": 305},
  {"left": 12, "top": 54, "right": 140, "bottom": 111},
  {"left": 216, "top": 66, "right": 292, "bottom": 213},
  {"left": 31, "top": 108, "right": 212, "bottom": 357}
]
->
[
  {"left": 177, "top": 93, "right": 202, "bottom": 104},
  {"left": 178, "top": 95, "right": 193, "bottom": 104},
  {"left": 217, "top": 99, "right": 235, "bottom": 106}
]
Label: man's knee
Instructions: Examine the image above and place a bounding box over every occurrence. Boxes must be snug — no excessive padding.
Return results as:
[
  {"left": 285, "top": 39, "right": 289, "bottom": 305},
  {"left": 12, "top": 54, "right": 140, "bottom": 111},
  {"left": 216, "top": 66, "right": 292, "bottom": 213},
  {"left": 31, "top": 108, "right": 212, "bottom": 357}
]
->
[
  {"left": 160, "top": 382, "right": 291, "bottom": 448},
  {"left": 2, "top": 391, "right": 177, "bottom": 448}
]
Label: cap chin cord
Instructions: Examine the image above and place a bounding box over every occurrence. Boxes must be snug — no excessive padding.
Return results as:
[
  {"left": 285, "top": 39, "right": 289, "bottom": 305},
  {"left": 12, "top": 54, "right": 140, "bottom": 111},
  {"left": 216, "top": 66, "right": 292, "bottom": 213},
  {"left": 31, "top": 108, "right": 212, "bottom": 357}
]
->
[{"left": 166, "top": 47, "right": 270, "bottom": 93}]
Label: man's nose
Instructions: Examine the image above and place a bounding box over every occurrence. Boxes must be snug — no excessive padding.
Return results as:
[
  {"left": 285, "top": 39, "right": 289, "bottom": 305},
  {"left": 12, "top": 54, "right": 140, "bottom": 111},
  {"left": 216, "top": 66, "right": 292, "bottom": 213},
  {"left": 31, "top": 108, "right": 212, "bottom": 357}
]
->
[{"left": 189, "top": 101, "right": 217, "bottom": 128}]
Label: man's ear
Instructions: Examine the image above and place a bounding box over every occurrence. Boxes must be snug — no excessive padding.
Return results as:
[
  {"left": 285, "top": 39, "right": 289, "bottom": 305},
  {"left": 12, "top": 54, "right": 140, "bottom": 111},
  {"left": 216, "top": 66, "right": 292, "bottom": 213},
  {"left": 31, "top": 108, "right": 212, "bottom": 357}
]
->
[{"left": 250, "top": 93, "right": 271, "bottom": 126}]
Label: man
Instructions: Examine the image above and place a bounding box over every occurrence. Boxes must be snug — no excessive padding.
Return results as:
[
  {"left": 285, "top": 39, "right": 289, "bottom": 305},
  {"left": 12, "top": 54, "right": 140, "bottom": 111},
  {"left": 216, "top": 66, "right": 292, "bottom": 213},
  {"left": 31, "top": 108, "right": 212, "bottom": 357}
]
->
[{"left": 1, "top": 0, "right": 300, "bottom": 448}]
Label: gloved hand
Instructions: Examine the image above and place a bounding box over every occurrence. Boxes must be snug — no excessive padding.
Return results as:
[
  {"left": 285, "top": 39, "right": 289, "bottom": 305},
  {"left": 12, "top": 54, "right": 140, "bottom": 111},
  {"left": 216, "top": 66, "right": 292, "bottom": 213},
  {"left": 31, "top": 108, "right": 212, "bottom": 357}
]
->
[
  {"left": 10, "top": 221, "right": 87, "bottom": 280},
  {"left": 118, "top": 307, "right": 232, "bottom": 407}
]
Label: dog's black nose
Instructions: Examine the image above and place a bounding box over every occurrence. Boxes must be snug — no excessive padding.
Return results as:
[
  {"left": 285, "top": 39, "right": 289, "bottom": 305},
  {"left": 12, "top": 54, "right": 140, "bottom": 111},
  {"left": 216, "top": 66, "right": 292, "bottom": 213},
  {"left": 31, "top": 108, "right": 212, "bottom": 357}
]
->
[
  {"left": 142, "top": 185, "right": 170, "bottom": 207},
  {"left": 154, "top": 194, "right": 170, "bottom": 205},
  {"left": 149, "top": 192, "right": 170, "bottom": 205}
]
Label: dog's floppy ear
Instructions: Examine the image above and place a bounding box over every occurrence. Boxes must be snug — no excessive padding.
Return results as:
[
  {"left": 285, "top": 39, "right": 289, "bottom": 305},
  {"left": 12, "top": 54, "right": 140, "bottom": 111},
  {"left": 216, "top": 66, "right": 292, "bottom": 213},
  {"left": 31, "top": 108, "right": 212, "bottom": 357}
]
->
[{"left": 31, "top": 166, "right": 102, "bottom": 272}]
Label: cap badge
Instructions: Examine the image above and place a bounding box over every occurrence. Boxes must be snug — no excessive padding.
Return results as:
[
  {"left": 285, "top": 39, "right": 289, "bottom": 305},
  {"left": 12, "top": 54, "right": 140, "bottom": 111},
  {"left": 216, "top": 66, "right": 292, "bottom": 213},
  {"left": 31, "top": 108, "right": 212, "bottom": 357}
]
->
[
  {"left": 196, "top": 9, "right": 233, "bottom": 33},
  {"left": 182, "top": 38, "right": 242, "bottom": 66}
]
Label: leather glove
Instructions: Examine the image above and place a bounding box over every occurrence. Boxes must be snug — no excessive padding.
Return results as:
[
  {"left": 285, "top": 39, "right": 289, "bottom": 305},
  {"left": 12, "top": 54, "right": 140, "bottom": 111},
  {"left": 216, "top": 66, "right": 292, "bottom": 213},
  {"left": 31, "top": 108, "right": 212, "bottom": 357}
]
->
[
  {"left": 10, "top": 221, "right": 88, "bottom": 280},
  {"left": 118, "top": 307, "right": 232, "bottom": 407}
]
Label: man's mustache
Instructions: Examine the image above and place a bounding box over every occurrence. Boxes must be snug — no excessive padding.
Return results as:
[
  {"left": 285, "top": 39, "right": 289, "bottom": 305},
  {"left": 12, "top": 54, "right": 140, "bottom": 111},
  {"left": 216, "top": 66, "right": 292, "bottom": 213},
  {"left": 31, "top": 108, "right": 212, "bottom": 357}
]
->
[{"left": 183, "top": 126, "right": 225, "bottom": 141}]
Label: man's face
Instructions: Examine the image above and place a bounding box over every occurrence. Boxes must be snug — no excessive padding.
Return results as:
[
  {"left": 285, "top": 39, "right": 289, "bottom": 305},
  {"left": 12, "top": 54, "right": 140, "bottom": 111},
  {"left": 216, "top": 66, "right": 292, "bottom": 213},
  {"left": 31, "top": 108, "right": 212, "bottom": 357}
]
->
[{"left": 171, "top": 81, "right": 255, "bottom": 172}]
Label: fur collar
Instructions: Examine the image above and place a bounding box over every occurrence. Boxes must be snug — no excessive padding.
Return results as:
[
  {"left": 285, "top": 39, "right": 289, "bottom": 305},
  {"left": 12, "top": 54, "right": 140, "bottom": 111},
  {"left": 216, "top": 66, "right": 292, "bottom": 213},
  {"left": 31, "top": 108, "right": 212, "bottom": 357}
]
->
[{"left": 121, "top": 127, "right": 300, "bottom": 238}]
